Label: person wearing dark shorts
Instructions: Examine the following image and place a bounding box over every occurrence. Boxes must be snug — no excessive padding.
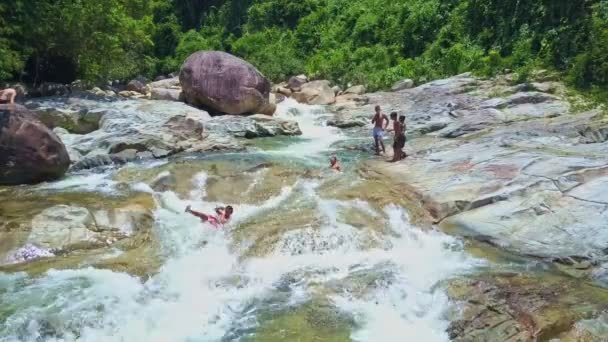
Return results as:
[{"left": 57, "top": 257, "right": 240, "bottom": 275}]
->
[
  {"left": 397, "top": 115, "right": 407, "bottom": 160},
  {"left": 389, "top": 113, "right": 407, "bottom": 162}
]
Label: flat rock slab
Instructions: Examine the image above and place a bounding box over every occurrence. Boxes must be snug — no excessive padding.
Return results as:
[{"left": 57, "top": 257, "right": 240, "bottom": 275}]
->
[
  {"left": 448, "top": 273, "right": 608, "bottom": 341},
  {"left": 363, "top": 74, "right": 608, "bottom": 262}
]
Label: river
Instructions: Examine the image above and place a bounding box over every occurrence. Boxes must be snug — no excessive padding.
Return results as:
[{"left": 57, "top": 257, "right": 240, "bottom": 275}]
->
[{"left": 0, "top": 99, "right": 484, "bottom": 341}]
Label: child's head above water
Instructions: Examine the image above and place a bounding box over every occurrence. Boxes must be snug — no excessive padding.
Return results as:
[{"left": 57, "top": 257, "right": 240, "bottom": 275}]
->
[{"left": 390, "top": 112, "right": 398, "bottom": 120}]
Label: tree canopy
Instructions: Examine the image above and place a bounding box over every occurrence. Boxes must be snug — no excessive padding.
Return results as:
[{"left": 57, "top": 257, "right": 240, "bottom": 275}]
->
[{"left": 1, "top": 0, "right": 607, "bottom": 94}]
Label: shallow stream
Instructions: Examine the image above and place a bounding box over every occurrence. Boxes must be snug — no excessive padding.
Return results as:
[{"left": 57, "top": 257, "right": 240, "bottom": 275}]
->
[{"left": 0, "top": 99, "right": 485, "bottom": 341}]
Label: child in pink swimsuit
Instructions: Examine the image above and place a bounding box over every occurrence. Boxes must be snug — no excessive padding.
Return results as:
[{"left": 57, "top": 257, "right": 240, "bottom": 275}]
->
[{"left": 185, "top": 205, "right": 233, "bottom": 228}]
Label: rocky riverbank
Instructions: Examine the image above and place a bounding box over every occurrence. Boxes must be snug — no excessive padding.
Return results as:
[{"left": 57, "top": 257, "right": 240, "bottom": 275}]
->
[
  {"left": 324, "top": 71, "right": 608, "bottom": 340},
  {"left": 2, "top": 64, "right": 608, "bottom": 340}
]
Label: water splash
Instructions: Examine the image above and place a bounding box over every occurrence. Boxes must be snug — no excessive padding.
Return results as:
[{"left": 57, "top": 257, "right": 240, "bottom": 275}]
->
[{"left": 272, "top": 98, "right": 344, "bottom": 158}]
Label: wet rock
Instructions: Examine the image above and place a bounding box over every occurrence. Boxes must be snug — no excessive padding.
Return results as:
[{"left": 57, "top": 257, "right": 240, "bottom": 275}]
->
[
  {"left": 71, "top": 154, "right": 129, "bottom": 171},
  {"left": 0, "top": 104, "right": 70, "bottom": 185},
  {"left": 447, "top": 273, "right": 608, "bottom": 341},
  {"left": 288, "top": 74, "right": 309, "bottom": 91},
  {"left": 88, "top": 87, "right": 115, "bottom": 97},
  {"left": 250, "top": 299, "right": 353, "bottom": 342},
  {"left": 180, "top": 51, "right": 275, "bottom": 115},
  {"left": 126, "top": 77, "right": 149, "bottom": 94},
  {"left": 33, "top": 98, "right": 216, "bottom": 166},
  {"left": 275, "top": 86, "right": 292, "bottom": 97},
  {"left": 292, "top": 80, "right": 336, "bottom": 105},
  {"left": 273, "top": 92, "right": 286, "bottom": 104},
  {"left": 30, "top": 106, "right": 105, "bottom": 134},
  {"left": 391, "top": 79, "right": 414, "bottom": 91},
  {"left": 439, "top": 121, "right": 491, "bottom": 138},
  {"left": 578, "top": 122, "right": 608, "bottom": 144},
  {"left": 148, "top": 76, "right": 180, "bottom": 90},
  {"left": 204, "top": 114, "right": 301, "bottom": 139},
  {"left": 26, "top": 203, "right": 151, "bottom": 254},
  {"left": 416, "top": 121, "right": 448, "bottom": 135},
  {"left": 331, "top": 85, "right": 342, "bottom": 96},
  {"left": 27, "top": 205, "right": 101, "bottom": 251},
  {"left": 361, "top": 73, "right": 608, "bottom": 268},
  {"left": 327, "top": 114, "right": 367, "bottom": 129},
  {"left": 5, "top": 244, "right": 54, "bottom": 265},
  {"left": 344, "top": 85, "right": 366, "bottom": 95},
  {"left": 52, "top": 128, "right": 83, "bottom": 163},
  {"left": 332, "top": 94, "right": 369, "bottom": 111},
  {"left": 118, "top": 90, "right": 143, "bottom": 98}
]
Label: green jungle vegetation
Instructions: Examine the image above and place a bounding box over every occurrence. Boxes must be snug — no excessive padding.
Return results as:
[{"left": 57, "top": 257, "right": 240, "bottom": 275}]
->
[{"left": 1, "top": 0, "right": 607, "bottom": 96}]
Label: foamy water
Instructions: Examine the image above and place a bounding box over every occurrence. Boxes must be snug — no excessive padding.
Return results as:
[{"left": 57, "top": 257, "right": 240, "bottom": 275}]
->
[
  {"left": 0, "top": 100, "right": 482, "bottom": 341},
  {"left": 272, "top": 98, "right": 345, "bottom": 157}
]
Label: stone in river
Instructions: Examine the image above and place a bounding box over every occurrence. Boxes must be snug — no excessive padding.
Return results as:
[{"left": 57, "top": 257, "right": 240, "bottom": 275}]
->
[{"left": 0, "top": 104, "right": 70, "bottom": 185}]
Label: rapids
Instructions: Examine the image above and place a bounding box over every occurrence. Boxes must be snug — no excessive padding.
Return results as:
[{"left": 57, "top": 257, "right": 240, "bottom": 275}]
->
[{"left": 0, "top": 99, "right": 483, "bottom": 341}]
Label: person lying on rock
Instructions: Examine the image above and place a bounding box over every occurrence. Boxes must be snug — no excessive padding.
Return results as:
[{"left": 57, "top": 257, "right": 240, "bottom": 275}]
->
[
  {"left": 185, "top": 204, "right": 233, "bottom": 228},
  {"left": 0, "top": 88, "right": 17, "bottom": 104},
  {"left": 329, "top": 155, "right": 342, "bottom": 172},
  {"left": 371, "top": 105, "right": 389, "bottom": 155}
]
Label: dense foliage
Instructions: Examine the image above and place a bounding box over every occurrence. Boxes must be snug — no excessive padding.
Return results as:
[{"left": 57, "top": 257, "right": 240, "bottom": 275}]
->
[{"left": 1, "top": 0, "right": 607, "bottom": 93}]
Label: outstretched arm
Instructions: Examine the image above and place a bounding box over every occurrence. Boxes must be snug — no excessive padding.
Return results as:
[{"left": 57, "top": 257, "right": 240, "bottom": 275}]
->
[
  {"left": 191, "top": 211, "right": 208, "bottom": 220},
  {"left": 186, "top": 206, "right": 209, "bottom": 221}
]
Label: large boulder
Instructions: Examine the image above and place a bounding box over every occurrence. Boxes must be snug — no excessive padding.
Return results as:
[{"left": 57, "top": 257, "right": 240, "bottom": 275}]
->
[
  {"left": 292, "top": 80, "right": 336, "bottom": 105},
  {"left": 0, "top": 104, "right": 70, "bottom": 185},
  {"left": 180, "top": 51, "right": 275, "bottom": 115}
]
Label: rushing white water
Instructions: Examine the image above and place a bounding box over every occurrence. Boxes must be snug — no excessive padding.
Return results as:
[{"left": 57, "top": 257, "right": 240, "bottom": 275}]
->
[
  {"left": 0, "top": 100, "right": 482, "bottom": 342},
  {"left": 272, "top": 98, "right": 345, "bottom": 157}
]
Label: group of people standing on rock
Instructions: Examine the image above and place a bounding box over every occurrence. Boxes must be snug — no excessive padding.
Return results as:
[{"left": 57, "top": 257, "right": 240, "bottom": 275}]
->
[{"left": 372, "top": 105, "right": 407, "bottom": 162}]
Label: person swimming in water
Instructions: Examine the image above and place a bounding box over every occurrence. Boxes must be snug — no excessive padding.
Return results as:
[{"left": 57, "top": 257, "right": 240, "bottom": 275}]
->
[
  {"left": 329, "top": 155, "right": 342, "bottom": 172},
  {"left": 185, "top": 204, "right": 233, "bottom": 228}
]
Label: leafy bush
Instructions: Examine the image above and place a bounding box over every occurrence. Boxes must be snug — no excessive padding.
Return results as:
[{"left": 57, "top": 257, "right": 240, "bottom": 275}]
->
[{"left": 232, "top": 29, "right": 303, "bottom": 81}]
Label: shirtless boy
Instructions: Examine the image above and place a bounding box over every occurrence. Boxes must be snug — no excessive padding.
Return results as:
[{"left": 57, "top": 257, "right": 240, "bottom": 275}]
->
[
  {"left": 371, "top": 105, "right": 389, "bottom": 155},
  {"left": 329, "top": 155, "right": 342, "bottom": 172},
  {"left": 0, "top": 88, "right": 17, "bottom": 104}
]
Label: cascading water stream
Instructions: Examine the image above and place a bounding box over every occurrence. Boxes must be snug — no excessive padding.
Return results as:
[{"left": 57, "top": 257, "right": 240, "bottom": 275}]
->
[{"left": 0, "top": 100, "right": 483, "bottom": 342}]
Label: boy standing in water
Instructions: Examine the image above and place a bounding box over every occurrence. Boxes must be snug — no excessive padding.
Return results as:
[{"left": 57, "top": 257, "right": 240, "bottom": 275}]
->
[
  {"left": 371, "top": 105, "right": 389, "bottom": 155},
  {"left": 185, "top": 205, "right": 233, "bottom": 228},
  {"left": 329, "top": 155, "right": 342, "bottom": 172}
]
